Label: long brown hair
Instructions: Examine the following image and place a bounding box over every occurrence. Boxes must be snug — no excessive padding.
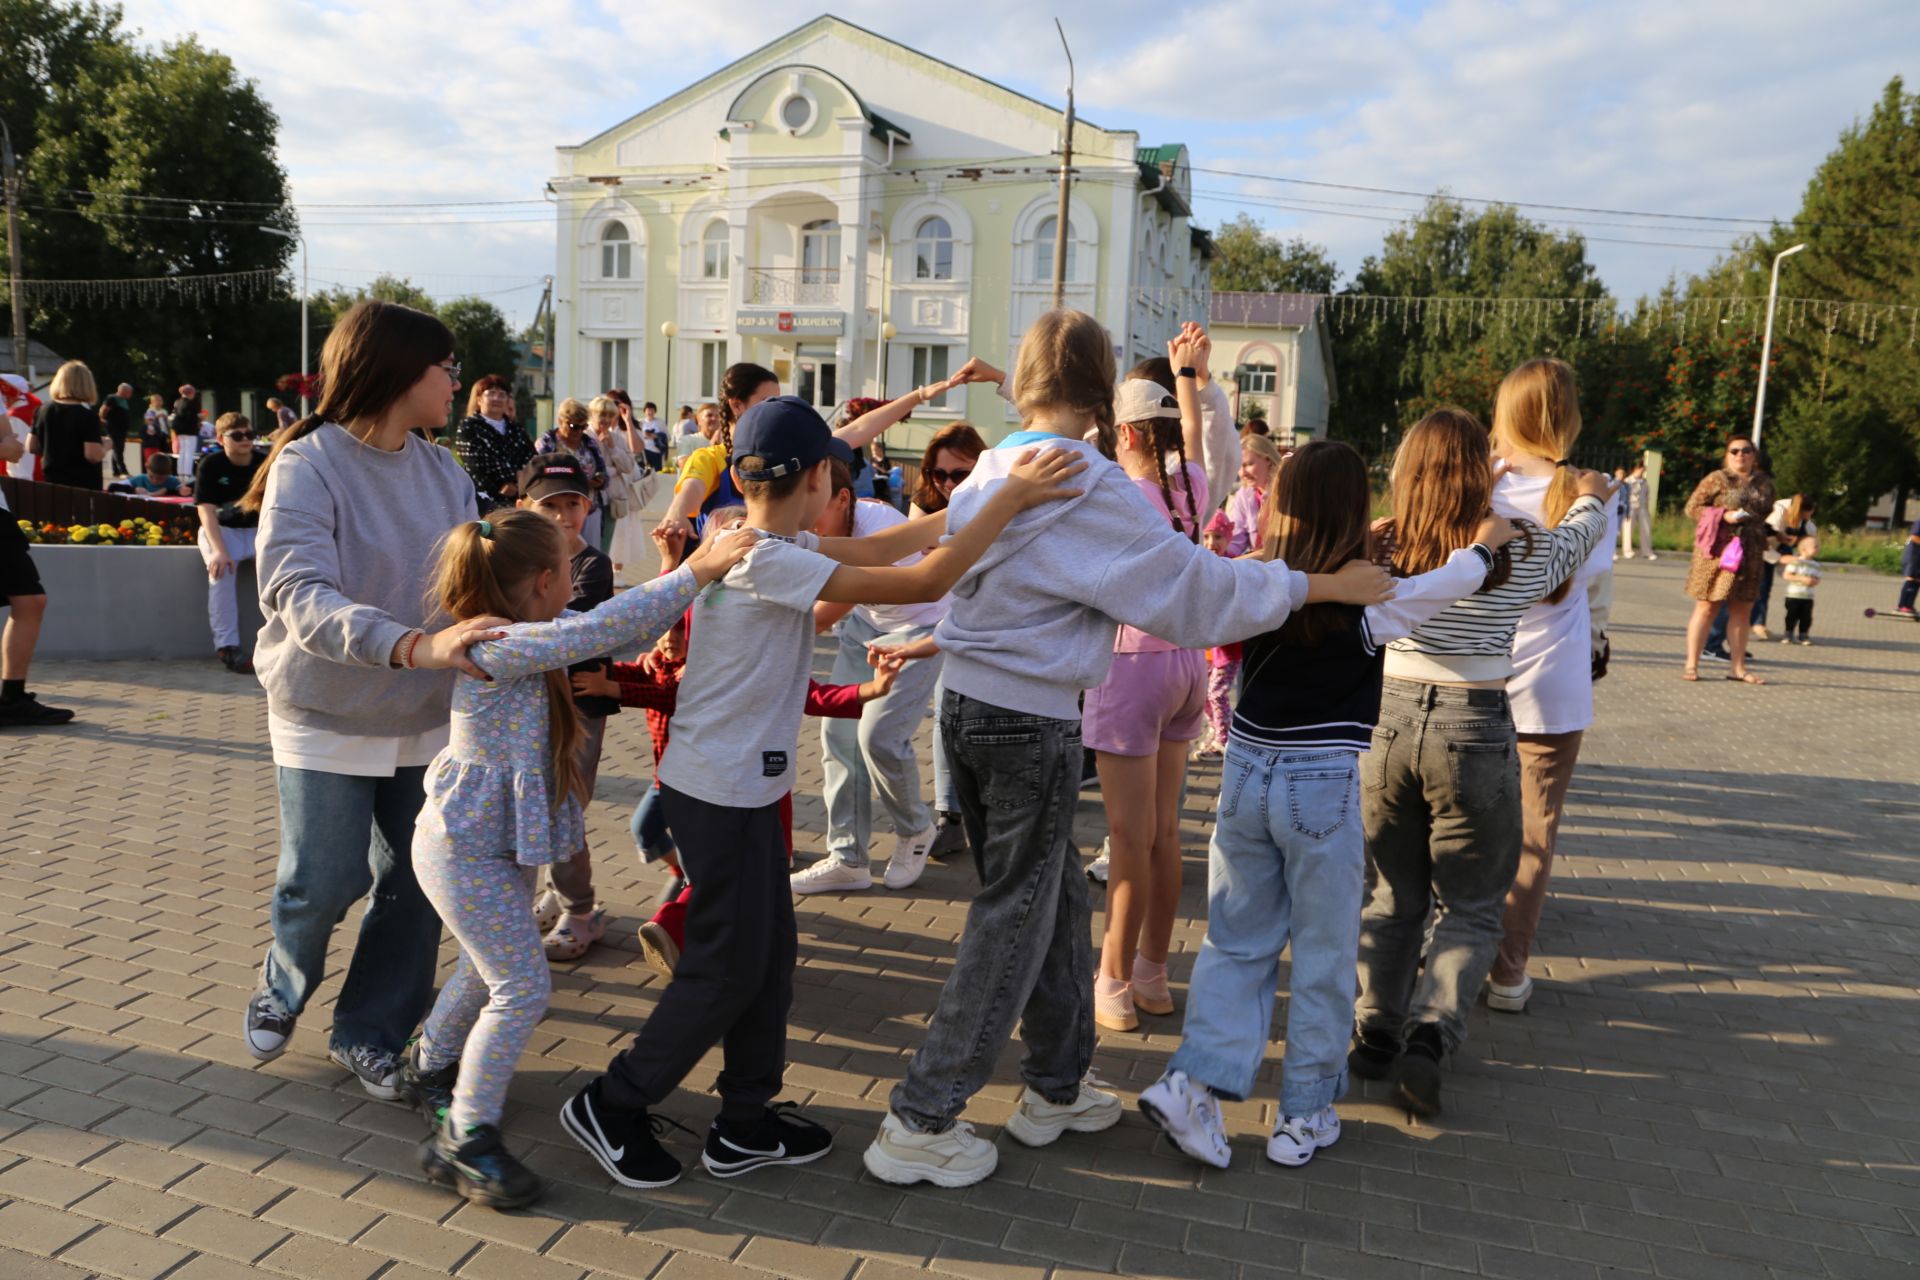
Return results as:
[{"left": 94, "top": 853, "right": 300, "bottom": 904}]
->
[
  {"left": 238, "top": 300, "right": 456, "bottom": 514},
  {"left": 718, "top": 362, "right": 778, "bottom": 457},
  {"left": 1011, "top": 309, "right": 1115, "bottom": 439},
  {"left": 1253, "top": 440, "right": 1370, "bottom": 645},
  {"left": 912, "top": 423, "right": 986, "bottom": 513},
  {"left": 1386, "top": 408, "right": 1516, "bottom": 591},
  {"left": 1492, "top": 358, "right": 1581, "bottom": 604},
  {"left": 1121, "top": 414, "right": 1200, "bottom": 541},
  {"left": 428, "top": 511, "right": 584, "bottom": 810}
]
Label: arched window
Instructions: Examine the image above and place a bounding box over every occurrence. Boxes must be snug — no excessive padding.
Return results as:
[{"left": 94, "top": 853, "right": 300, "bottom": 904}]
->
[
  {"left": 600, "top": 222, "right": 632, "bottom": 280},
  {"left": 801, "top": 218, "right": 839, "bottom": 285},
  {"left": 701, "top": 220, "right": 729, "bottom": 280},
  {"left": 1033, "top": 215, "right": 1076, "bottom": 282},
  {"left": 913, "top": 216, "right": 954, "bottom": 281}
]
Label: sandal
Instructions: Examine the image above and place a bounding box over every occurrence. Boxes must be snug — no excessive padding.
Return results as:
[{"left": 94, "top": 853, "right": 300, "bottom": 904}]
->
[
  {"left": 543, "top": 907, "right": 607, "bottom": 961},
  {"left": 1681, "top": 667, "right": 1699, "bottom": 682},
  {"left": 1727, "top": 672, "right": 1767, "bottom": 685}
]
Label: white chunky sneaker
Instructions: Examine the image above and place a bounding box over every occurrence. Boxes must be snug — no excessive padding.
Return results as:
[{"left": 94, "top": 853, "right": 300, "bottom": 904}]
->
[
  {"left": 1004, "top": 1075, "right": 1123, "bottom": 1147},
  {"left": 1138, "top": 1070, "right": 1230, "bottom": 1169},
  {"left": 1267, "top": 1105, "right": 1341, "bottom": 1167},
  {"left": 862, "top": 1111, "right": 998, "bottom": 1187},
  {"left": 790, "top": 856, "right": 873, "bottom": 895},
  {"left": 1486, "top": 973, "right": 1533, "bottom": 1013},
  {"left": 881, "top": 826, "right": 935, "bottom": 890},
  {"left": 1086, "top": 838, "right": 1110, "bottom": 884}
]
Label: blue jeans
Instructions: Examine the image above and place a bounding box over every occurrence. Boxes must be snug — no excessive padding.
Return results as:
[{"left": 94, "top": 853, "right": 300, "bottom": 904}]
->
[
  {"left": 631, "top": 782, "right": 675, "bottom": 862},
  {"left": 1169, "top": 744, "right": 1364, "bottom": 1115},
  {"left": 261, "top": 765, "right": 442, "bottom": 1056},
  {"left": 889, "top": 692, "right": 1092, "bottom": 1132},
  {"left": 822, "top": 614, "right": 942, "bottom": 867},
  {"left": 1706, "top": 561, "right": 1773, "bottom": 650}
]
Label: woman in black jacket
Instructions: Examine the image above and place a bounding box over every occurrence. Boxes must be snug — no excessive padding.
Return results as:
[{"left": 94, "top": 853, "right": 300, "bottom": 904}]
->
[
  {"left": 451, "top": 374, "right": 534, "bottom": 510},
  {"left": 30, "top": 361, "right": 109, "bottom": 490}
]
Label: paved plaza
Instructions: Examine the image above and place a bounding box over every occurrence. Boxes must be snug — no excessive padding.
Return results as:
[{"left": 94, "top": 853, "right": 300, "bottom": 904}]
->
[{"left": 2, "top": 553, "right": 1917, "bottom": 1280}]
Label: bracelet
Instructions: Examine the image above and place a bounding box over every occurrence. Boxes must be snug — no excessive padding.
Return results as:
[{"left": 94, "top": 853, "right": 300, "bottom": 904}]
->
[
  {"left": 400, "top": 630, "right": 424, "bottom": 670},
  {"left": 1177, "top": 367, "right": 1199, "bottom": 380}
]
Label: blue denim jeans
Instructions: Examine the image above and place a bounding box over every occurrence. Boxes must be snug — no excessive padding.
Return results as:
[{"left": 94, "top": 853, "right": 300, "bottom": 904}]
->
[
  {"left": 261, "top": 765, "right": 442, "bottom": 1056},
  {"left": 631, "top": 781, "right": 674, "bottom": 863},
  {"left": 822, "top": 614, "right": 943, "bottom": 867},
  {"left": 889, "top": 691, "right": 1093, "bottom": 1133},
  {"left": 1169, "top": 744, "right": 1364, "bottom": 1115}
]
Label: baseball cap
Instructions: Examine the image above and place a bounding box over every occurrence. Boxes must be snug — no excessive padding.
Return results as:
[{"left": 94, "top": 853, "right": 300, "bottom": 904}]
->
[
  {"left": 1114, "top": 380, "right": 1182, "bottom": 424},
  {"left": 824, "top": 436, "right": 858, "bottom": 468},
  {"left": 518, "top": 453, "right": 592, "bottom": 501},
  {"left": 731, "top": 395, "right": 832, "bottom": 481}
]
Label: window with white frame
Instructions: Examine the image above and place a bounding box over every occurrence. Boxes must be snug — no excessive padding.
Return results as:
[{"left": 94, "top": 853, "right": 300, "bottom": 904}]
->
[
  {"left": 801, "top": 219, "right": 840, "bottom": 284},
  {"left": 600, "top": 338, "right": 630, "bottom": 390},
  {"left": 1033, "top": 215, "right": 1076, "bottom": 282},
  {"left": 600, "top": 222, "right": 632, "bottom": 280},
  {"left": 1238, "top": 362, "right": 1277, "bottom": 395},
  {"left": 913, "top": 216, "right": 954, "bottom": 281},
  {"left": 698, "top": 341, "right": 725, "bottom": 399},
  {"left": 910, "top": 345, "right": 953, "bottom": 407},
  {"left": 701, "top": 221, "right": 728, "bottom": 280}
]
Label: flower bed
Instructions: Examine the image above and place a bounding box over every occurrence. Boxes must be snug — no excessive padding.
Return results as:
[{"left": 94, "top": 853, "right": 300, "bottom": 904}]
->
[{"left": 18, "top": 517, "right": 198, "bottom": 547}]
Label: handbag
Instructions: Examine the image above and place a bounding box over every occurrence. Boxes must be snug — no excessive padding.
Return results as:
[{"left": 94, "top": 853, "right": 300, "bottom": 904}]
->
[{"left": 1718, "top": 535, "right": 1744, "bottom": 573}]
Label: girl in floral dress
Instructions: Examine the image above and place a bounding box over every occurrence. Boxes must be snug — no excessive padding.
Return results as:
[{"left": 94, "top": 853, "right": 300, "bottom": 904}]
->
[{"left": 401, "top": 509, "right": 755, "bottom": 1208}]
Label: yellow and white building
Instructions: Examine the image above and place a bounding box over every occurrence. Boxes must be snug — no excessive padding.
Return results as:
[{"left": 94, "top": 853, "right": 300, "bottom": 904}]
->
[
  {"left": 1208, "top": 292, "right": 1338, "bottom": 444},
  {"left": 549, "top": 15, "right": 1212, "bottom": 448}
]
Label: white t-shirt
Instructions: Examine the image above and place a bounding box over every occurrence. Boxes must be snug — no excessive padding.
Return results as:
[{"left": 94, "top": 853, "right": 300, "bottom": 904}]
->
[
  {"left": 483, "top": 415, "right": 511, "bottom": 435},
  {"left": 1496, "top": 471, "right": 1617, "bottom": 735},
  {"left": 848, "top": 499, "right": 945, "bottom": 634},
  {"left": 268, "top": 712, "right": 450, "bottom": 776},
  {"left": 4, "top": 415, "right": 30, "bottom": 484},
  {"left": 657, "top": 532, "right": 840, "bottom": 808}
]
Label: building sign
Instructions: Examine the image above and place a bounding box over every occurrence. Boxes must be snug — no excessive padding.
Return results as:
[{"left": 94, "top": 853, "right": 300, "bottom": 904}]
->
[{"left": 737, "top": 310, "right": 844, "bottom": 336}]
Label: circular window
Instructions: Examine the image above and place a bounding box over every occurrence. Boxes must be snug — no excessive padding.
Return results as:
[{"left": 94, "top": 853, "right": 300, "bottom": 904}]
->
[{"left": 780, "top": 95, "right": 812, "bottom": 131}]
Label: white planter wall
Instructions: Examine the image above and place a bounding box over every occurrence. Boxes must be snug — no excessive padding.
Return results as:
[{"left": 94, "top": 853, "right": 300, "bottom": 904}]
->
[{"left": 31, "top": 544, "right": 263, "bottom": 661}]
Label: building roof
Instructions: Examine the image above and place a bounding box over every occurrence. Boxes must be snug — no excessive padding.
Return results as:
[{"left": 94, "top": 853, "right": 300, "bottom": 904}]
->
[
  {"left": 1136, "top": 143, "right": 1192, "bottom": 217},
  {"left": 1210, "top": 292, "right": 1324, "bottom": 329},
  {"left": 722, "top": 63, "right": 910, "bottom": 143},
  {"left": 0, "top": 338, "right": 69, "bottom": 384}
]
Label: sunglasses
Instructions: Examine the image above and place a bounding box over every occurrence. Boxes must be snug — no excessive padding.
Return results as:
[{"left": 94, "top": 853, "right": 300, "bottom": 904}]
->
[
  {"left": 1728, "top": 446, "right": 1756, "bottom": 456},
  {"left": 224, "top": 431, "right": 255, "bottom": 441},
  {"left": 928, "top": 467, "right": 972, "bottom": 486}
]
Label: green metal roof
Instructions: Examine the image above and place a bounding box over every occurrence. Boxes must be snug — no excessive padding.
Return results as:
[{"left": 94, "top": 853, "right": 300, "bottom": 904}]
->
[{"left": 1138, "top": 144, "right": 1192, "bottom": 217}]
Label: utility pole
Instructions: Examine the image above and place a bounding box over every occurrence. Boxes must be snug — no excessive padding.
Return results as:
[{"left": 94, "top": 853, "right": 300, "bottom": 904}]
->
[
  {"left": 1050, "top": 19, "right": 1075, "bottom": 311},
  {"left": 1, "top": 116, "right": 29, "bottom": 381}
]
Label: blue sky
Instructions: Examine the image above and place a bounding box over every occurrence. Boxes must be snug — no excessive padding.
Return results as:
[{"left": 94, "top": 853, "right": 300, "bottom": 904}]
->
[{"left": 121, "top": 1, "right": 1920, "bottom": 327}]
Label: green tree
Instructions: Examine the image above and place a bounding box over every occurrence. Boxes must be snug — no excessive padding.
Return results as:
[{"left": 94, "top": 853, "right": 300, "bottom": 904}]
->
[
  {"left": 3, "top": 5, "right": 294, "bottom": 394},
  {"left": 1209, "top": 214, "right": 1339, "bottom": 294}
]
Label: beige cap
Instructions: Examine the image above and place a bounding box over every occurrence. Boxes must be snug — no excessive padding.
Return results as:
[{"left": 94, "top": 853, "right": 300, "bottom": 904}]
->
[{"left": 1114, "top": 380, "right": 1181, "bottom": 424}]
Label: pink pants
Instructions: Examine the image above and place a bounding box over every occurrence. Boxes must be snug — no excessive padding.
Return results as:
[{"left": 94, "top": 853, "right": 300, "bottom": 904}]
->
[{"left": 1205, "top": 656, "right": 1238, "bottom": 745}]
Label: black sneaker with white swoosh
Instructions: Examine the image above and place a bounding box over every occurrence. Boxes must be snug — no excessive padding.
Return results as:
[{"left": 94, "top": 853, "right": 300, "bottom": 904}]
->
[
  {"left": 701, "top": 1101, "right": 834, "bottom": 1178},
  {"left": 559, "top": 1077, "right": 689, "bottom": 1188}
]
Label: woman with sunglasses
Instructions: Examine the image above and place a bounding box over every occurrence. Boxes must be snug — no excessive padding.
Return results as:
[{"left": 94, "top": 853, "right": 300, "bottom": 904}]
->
[
  {"left": 194, "top": 412, "right": 269, "bottom": 673},
  {"left": 1681, "top": 435, "right": 1774, "bottom": 685}
]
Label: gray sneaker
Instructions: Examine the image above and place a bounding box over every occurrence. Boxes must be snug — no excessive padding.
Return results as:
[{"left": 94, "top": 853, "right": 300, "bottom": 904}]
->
[
  {"left": 243, "top": 988, "right": 296, "bottom": 1062},
  {"left": 330, "top": 1043, "right": 403, "bottom": 1101}
]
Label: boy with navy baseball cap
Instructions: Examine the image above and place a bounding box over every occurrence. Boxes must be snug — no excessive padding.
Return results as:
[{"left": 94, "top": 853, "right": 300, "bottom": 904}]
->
[{"left": 560, "top": 395, "right": 1089, "bottom": 1192}]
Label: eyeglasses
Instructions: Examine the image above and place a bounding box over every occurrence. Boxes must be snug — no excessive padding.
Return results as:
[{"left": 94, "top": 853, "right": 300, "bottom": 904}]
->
[
  {"left": 928, "top": 467, "right": 972, "bottom": 486},
  {"left": 438, "top": 360, "right": 463, "bottom": 381},
  {"left": 1728, "top": 445, "right": 1757, "bottom": 456}
]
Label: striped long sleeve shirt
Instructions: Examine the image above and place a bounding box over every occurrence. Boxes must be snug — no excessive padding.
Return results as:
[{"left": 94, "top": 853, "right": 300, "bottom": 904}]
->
[{"left": 1383, "top": 496, "right": 1610, "bottom": 684}]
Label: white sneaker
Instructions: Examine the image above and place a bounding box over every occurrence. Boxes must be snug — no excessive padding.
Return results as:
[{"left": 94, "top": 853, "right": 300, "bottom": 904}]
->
[
  {"left": 882, "top": 826, "right": 935, "bottom": 890},
  {"left": 1137, "top": 1070, "right": 1230, "bottom": 1169},
  {"left": 1487, "top": 973, "right": 1533, "bottom": 1013},
  {"left": 1004, "top": 1075, "right": 1123, "bottom": 1147},
  {"left": 862, "top": 1111, "right": 998, "bottom": 1187},
  {"left": 1267, "top": 1105, "right": 1341, "bottom": 1167},
  {"left": 790, "top": 857, "right": 873, "bottom": 895},
  {"left": 1086, "top": 838, "right": 1110, "bottom": 884}
]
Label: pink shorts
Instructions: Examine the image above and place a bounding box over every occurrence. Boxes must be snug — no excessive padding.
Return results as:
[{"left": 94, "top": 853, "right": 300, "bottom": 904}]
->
[{"left": 1083, "top": 648, "right": 1208, "bottom": 757}]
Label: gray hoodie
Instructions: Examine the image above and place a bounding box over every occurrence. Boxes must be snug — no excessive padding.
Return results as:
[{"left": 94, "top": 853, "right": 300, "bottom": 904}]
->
[
  {"left": 934, "top": 435, "right": 1308, "bottom": 720},
  {"left": 254, "top": 424, "right": 479, "bottom": 736}
]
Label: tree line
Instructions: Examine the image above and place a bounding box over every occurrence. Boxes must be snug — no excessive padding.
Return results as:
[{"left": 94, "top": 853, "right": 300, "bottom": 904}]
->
[{"left": 1211, "top": 78, "right": 1920, "bottom": 524}]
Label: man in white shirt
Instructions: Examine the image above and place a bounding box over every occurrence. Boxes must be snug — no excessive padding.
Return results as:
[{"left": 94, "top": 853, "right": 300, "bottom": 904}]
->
[{"left": 793, "top": 440, "right": 946, "bottom": 894}]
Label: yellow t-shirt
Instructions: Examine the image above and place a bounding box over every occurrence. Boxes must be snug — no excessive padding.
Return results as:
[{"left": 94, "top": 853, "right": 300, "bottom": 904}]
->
[{"left": 675, "top": 443, "right": 727, "bottom": 497}]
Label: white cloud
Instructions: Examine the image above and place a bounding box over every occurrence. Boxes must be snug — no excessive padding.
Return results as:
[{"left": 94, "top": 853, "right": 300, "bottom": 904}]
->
[{"left": 113, "top": 0, "right": 1919, "bottom": 321}]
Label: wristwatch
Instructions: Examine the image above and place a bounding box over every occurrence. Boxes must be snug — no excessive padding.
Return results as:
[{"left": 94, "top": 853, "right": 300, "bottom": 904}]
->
[{"left": 1177, "top": 366, "right": 1198, "bottom": 380}]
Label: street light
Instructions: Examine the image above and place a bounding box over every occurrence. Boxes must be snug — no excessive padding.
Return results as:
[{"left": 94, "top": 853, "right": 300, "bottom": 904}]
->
[
  {"left": 660, "top": 320, "right": 678, "bottom": 419},
  {"left": 1751, "top": 242, "right": 1805, "bottom": 452},
  {"left": 260, "top": 226, "right": 309, "bottom": 416}
]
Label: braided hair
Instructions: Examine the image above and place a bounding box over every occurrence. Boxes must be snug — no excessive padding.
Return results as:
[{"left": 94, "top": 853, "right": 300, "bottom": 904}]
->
[
  {"left": 1134, "top": 417, "right": 1201, "bottom": 542},
  {"left": 718, "top": 362, "right": 778, "bottom": 457}
]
